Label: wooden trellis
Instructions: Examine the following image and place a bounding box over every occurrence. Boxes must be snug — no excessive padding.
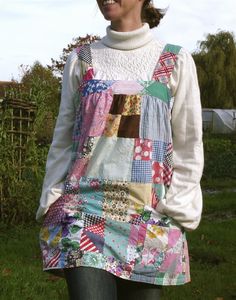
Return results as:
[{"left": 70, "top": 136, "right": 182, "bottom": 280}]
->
[{"left": 0, "top": 98, "right": 37, "bottom": 176}]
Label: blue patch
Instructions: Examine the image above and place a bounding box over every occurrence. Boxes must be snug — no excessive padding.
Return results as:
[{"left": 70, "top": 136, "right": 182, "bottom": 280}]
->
[
  {"left": 104, "top": 219, "right": 131, "bottom": 262},
  {"left": 81, "top": 80, "right": 114, "bottom": 97},
  {"left": 152, "top": 140, "right": 167, "bottom": 162},
  {"left": 79, "top": 178, "right": 104, "bottom": 216},
  {"left": 140, "top": 95, "right": 172, "bottom": 142},
  {"left": 131, "top": 160, "right": 152, "bottom": 183}
]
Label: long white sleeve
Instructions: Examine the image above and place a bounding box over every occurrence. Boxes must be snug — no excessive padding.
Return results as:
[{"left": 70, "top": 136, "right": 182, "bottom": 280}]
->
[
  {"left": 156, "top": 48, "right": 204, "bottom": 231},
  {"left": 36, "top": 51, "right": 81, "bottom": 220}
]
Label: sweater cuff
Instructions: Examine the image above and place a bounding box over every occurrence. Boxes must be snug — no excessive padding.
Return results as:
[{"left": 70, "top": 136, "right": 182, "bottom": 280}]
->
[{"left": 36, "top": 206, "right": 49, "bottom": 222}]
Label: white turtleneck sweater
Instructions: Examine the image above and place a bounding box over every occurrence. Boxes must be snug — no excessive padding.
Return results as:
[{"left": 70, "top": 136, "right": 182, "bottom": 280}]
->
[{"left": 36, "top": 24, "right": 204, "bottom": 231}]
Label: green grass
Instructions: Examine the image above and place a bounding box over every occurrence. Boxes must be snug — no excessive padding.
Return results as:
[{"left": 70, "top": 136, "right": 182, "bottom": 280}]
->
[{"left": 0, "top": 192, "right": 235, "bottom": 300}]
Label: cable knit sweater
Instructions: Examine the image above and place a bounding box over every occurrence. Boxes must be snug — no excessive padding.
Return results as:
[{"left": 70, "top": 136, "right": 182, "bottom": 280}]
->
[{"left": 36, "top": 23, "right": 204, "bottom": 230}]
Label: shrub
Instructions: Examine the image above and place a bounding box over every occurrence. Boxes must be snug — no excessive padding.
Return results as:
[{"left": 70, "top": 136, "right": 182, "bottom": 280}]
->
[{"left": 203, "top": 133, "right": 236, "bottom": 180}]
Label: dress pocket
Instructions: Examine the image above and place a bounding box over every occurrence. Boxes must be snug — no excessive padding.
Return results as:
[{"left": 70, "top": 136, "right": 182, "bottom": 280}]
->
[{"left": 43, "top": 195, "right": 66, "bottom": 226}]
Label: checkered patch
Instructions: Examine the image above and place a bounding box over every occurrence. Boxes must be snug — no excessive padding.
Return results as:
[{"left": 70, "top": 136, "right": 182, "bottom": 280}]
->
[
  {"left": 77, "top": 44, "right": 92, "bottom": 66},
  {"left": 164, "top": 143, "right": 173, "bottom": 168},
  {"left": 84, "top": 214, "right": 105, "bottom": 228},
  {"left": 163, "top": 163, "right": 173, "bottom": 186},
  {"left": 152, "top": 140, "right": 167, "bottom": 162},
  {"left": 131, "top": 160, "right": 152, "bottom": 183},
  {"left": 129, "top": 214, "right": 142, "bottom": 225},
  {"left": 153, "top": 52, "right": 178, "bottom": 84}
]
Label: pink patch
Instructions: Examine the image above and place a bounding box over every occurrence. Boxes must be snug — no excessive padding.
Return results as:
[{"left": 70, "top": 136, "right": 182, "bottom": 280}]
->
[
  {"left": 133, "top": 138, "right": 152, "bottom": 161},
  {"left": 159, "top": 253, "right": 179, "bottom": 274},
  {"left": 168, "top": 229, "right": 182, "bottom": 248},
  {"left": 81, "top": 91, "right": 113, "bottom": 137},
  {"left": 128, "top": 225, "right": 139, "bottom": 246},
  {"left": 68, "top": 157, "right": 89, "bottom": 180},
  {"left": 151, "top": 189, "right": 158, "bottom": 209},
  {"left": 138, "top": 224, "right": 147, "bottom": 245},
  {"left": 83, "top": 67, "right": 94, "bottom": 81}
]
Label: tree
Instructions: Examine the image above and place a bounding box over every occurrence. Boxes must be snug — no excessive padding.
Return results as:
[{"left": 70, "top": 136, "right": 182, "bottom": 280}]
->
[
  {"left": 49, "top": 34, "right": 100, "bottom": 79},
  {"left": 193, "top": 31, "right": 236, "bottom": 108},
  {"left": 20, "top": 61, "right": 61, "bottom": 142}
]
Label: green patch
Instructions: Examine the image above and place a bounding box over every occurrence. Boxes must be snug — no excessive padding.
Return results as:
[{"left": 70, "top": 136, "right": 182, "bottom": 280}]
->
[{"left": 145, "top": 81, "right": 171, "bottom": 102}]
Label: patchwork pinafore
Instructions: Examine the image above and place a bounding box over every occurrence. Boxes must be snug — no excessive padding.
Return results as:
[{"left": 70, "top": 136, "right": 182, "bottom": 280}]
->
[{"left": 40, "top": 43, "right": 190, "bottom": 286}]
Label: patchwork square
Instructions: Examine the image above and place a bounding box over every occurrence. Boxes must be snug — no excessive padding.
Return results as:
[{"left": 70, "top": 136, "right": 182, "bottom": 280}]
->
[
  {"left": 79, "top": 178, "right": 104, "bottom": 216},
  {"left": 152, "top": 183, "right": 166, "bottom": 202},
  {"left": 133, "top": 138, "right": 152, "bottom": 161},
  {"left": 144, "top": 81, "right": 170, "bottom": 103},
  {"left": 140, "top": 95, "right": 171, "bottom": 142},
  {"left": 112, "top": 81, "right": 143, "bottom": 95},
  {"left": 153, "top": 51, "right": 178, "bottom": 84},
  {"left": 103, "top": 181, "right": 129, "bottom": 222},
  {"left": 85, "top": 137, "right": 134, "bottom": 181},
  {"left": 117, "top": 115, "right": 140, "bottom": 138},
  {"left": 127, "top": 183, "right": 152, "bottom": 207},
  {"left": 80, "top": 91, "right": 113, "bottom": 139},
  {"left": 163, "top": 163, "right": 173, "bottom": 186},
  {"left": 122, "top": 95, "right": 141, "bottom": 116},
  {"left": 164, "top": 143, "right": 173, "bottom": 168},
  {"left": 144, "top": 224, "right": 169, "bottom": 252},
  {"left": 80, "top": 230, "right": 104, "bottom": 253},
  {"left": 152, "top": 162, "right": 164, "bottom": 184},
  {"left": 109, "top": 94, "right": 126, "bottom": 114},
  {"left": 80, "top": 80, "right": 114, "bottom": 97},
  {"left": 104, "top": 219, "right": 131, "bottom": 262},
  {"left": 43, "top": 196, "right": 66, "bottom": 226},
  {"left": 78, "top": 137, "right": 97, "bottom": 158},
  {"left": 103, "top": 114, "right": 121, "bottom": 137},
  {"left": 84, "top": 214, "right": 105, "bottom": 229},
  {"left": 131, "top": 160, "right": 152, "bottom": 183},
  {"left": 128, "top": 223, "right": 147, "bottom": 247},
  {"left": 151, "top": 189, "right": 158, "bottom": 209},
  {"left": 152, "top": 140, "right": 167, "bottom": 162},
  {"left": 66, "top": 157, "right": 90, "bottom": 189}
]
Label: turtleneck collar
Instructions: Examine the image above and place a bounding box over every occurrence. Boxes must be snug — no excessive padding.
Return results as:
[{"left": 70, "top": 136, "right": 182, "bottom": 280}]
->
[{"left": 101, "top": 23, "right": 154, "bottom": 50}]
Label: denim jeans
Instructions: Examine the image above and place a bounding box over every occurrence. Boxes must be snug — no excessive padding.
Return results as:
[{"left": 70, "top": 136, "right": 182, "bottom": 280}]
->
[{"left": 64, "top": 267, "right": 161, "bottom": 300}]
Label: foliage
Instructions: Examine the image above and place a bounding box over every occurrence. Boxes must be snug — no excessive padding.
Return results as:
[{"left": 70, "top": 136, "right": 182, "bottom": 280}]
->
[
  {"left": 0, "top": 84, "right": 49, "bottom": 224},
  {"left": 0, "top": 191, "right": 235, "bottom": 300},
  {"left": 19, "top": 61, "right": 61, "bottom": 143},
  {"left": 48, "top": 34, "right": 100, "bottom": 79},
  {"left": 202, "top": 133, "right": 236, "bottom": 180},
  {"left": 193, "top": 30, "right": 236, "bottom": 108},
  {"left": 0, "top": 138, "right": 48, "bottom": 224}
]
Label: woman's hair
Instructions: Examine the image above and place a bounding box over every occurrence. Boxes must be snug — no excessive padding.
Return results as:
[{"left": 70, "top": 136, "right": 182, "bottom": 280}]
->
[{"left": 141, "top": 0, "right": 165, "bottom": 28}]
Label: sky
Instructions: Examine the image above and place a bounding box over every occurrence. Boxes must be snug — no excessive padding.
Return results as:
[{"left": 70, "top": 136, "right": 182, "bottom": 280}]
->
[{"left": 0, "top": 0, "right": 235, "bottom": 81}]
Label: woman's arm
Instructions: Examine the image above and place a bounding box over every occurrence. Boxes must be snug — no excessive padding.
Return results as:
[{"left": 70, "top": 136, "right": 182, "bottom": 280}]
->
[
  {"left": 36, "top": 51, "right": 81, "bottom": 220},
  {"left": 157, "top": 48, "right": 204, "bottom": 230}
]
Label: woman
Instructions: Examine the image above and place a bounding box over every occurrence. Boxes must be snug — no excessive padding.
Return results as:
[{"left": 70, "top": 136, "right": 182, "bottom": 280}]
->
[{"left": 36, "top": 0, "right": 204, "bottom": 299}]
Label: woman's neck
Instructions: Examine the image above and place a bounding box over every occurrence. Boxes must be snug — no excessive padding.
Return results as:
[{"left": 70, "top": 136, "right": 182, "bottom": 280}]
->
[
  {"left": 101, "top": 23, "right": 154, "bottom": 51},
  {"left": 110, "top": 18, "right": 143, "bottom": 32}
]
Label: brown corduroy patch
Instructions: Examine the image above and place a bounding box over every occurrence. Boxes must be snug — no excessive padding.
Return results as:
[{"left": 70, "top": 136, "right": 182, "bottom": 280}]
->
[
  {"left": 117, "top": 115, "right": 140, "bottom": 138},
  {"left": 109, "top": 94, "right": 126, "bottom": 114}
]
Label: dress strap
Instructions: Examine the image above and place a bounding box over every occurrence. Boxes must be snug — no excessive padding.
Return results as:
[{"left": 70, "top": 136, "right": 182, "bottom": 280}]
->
[
  {"left": 76, "top": 44, "right": 94, "bottom": 81},
  {"left": 76, "top": 44, "right": 92, "bottom": 66},
  {"left": 152, "top": 44, "right": 182, "bottom": 84}
]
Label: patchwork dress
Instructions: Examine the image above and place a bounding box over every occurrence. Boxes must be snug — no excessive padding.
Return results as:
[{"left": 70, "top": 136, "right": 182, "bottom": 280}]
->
[{"left": 39, "top": 43, "right": 190, "bottom": 286}]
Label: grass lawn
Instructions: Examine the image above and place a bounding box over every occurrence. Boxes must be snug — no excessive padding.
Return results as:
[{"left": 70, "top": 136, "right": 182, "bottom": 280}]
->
[{"left": 0, "top": 191, "right": 235, "bottom": 300}]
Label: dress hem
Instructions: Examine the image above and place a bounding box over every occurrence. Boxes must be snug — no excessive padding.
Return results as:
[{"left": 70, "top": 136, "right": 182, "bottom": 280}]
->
[{"left": 42, "top": 264, "right": 191, "bottom": 286}]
